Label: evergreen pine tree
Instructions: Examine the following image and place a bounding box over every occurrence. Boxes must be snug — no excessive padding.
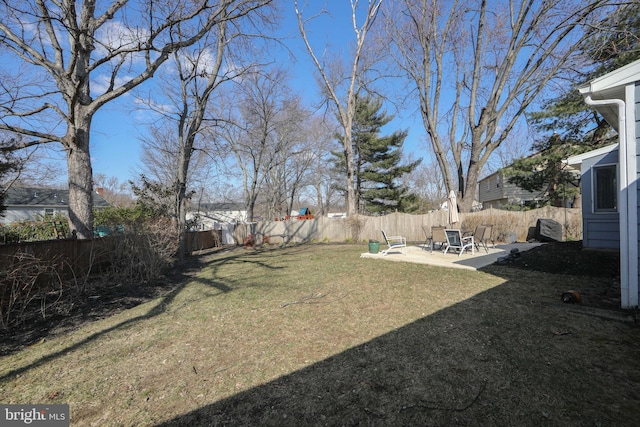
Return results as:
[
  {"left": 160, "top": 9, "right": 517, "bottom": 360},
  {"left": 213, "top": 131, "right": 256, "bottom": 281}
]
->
[
  {"left": 528, "top": 2, "right": 639, "bottom": 142},
  {"left": 0, "top": 134, "right": 24, "bottom": 217},
  {"left": 505, "top": 134, "right": 582, "bottom": 208},
  {"left": 507, "top": 3, "right": 640, "bottom": 207},
  {"left": 0, "top": 143, "right": 21, "bottom": 217},
  {"left": 332, "top": 95, "right": 420, "bottom": 214}
]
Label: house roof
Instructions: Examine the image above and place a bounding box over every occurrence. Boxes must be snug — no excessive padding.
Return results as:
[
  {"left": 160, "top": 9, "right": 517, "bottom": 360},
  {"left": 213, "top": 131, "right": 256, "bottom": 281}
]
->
[
  {"left": 479, "top": 150, "right": 547, "bottom": 183},
  {"left": 564, "top": 143, "right": 619, "bottom": 169},
  {"left": 578, "top": 58, "right": 640, "bottom": 131},
  {"left": 3, "top": 186, "right": 110, "bottom": 208},
  {"left": 478, "top": 170, "right": 501, "bottom": 183},
  {"left": 194, "top": 202, "right": 245, "bottom": 211}
]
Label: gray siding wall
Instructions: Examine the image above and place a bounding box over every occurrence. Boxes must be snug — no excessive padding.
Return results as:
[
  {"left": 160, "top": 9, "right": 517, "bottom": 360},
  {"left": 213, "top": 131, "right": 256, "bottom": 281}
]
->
[
  {"left": 478, "top": 173, "right": 504, "bottom": 206},
  {"left": 581, "top": 149, "right": 620, "bottom": 249},
  {"left": 636, "top": 82, "right": 640, "bottom": 304},
  {"left": 478, "top": 172, "right": 543, "bottom": 207}
]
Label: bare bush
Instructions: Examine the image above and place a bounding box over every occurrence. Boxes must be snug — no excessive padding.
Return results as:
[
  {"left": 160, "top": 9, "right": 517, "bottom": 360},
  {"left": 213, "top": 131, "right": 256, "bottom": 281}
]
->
[
  {"left": 0, "top": 252, "right": 65, "bottom": 330},
  {"left": 492, "top": 217, "right": 521, "bottom": 242},
  {"left": 564, "top": 214, "right": 582, "bottom": 241},
  {"left": 463, "top": 211, "right": 526, "bottom": 243},
  {"left": 343, "top": 215, "right": 367, "bottom": 242},
  {"left": 463, "top": 209, "right": 583, "bottom": 242},
  {"left": 0, "top": 217, "right": 181, "bottom": 334},
  {"left": 460, "top": 217, "right": 486, "bottom": 236},
  {"left": 107, "top": 218, "right": 179, "bottom": 283}
]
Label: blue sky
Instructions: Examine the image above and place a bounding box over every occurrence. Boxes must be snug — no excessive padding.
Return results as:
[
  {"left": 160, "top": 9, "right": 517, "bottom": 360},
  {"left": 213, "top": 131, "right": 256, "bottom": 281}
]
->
[
  {"left": 87, "top": 2, "right": 431, "bottom": 186},
  {"left": 2, "top": 1, "right": 571, "bottom": 195}
]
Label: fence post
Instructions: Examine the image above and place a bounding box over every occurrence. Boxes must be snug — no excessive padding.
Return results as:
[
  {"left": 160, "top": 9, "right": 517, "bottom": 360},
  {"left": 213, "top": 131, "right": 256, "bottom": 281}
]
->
[{"left": 73, "top": 237, "right": 78, "bottom": 273}]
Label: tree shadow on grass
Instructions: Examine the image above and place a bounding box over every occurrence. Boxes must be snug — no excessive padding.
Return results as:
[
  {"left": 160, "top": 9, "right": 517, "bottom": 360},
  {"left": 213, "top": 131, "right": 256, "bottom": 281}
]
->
[
  {"left": 157, "top": 266, "right": 640, "bottom": 426},
  {"left": 0, "top": 246, "right": 290, "bottom": 380}
]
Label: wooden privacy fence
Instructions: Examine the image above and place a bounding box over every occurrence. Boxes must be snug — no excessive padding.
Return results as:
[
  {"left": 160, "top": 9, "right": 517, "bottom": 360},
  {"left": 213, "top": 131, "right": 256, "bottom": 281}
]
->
[
  {"left": 237, "top": 206, "right": 583, "bottom": 246},
  {"left": 0, "top": 237, "right": 117, "bottom": 280},
  {"left": 0, "top": 209, "right": 579, "bottom": 278},
  {"left": 185, "top": 229, "right": 222, "bottom": 252},
  {"left": 0, "top": 230, "right": 222, "bottom": 281}
]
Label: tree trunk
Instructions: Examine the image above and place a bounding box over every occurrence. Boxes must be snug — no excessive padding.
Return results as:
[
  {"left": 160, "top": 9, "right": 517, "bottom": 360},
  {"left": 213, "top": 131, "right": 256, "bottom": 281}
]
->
[
  {"left": 176, "top": 145, "right": 191, "bottom": 262},
  {"left": 65, "top": 30, "right": 95, "bottom": 240},
  {"left": 294, "top": 0, "right": 380, "bottom": 219},
  {"left": 344, "top": 133, "right": 357, "bottom": 217},
  {"left": 386, "top": 0, "right": 608, "bottom": 217},
  {"left": 461, "top": 159, "right": 481, "bottom": 213},
  {"left": 65, "top": 118, "right": 94, "bottom": 239},
  {"left": 343, "top": 94, "right": 357, "bottom": 217}
]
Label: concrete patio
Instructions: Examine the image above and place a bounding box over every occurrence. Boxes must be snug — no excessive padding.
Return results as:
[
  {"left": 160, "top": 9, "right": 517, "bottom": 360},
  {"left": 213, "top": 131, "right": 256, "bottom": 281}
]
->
[{"left": 360, "top": 242, "right": 543, "bottom": 271}]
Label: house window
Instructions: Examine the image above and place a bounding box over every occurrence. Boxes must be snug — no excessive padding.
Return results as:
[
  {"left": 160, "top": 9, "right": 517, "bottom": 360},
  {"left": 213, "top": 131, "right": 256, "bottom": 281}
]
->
[
  {"left": 593, "top": 164, "right": 617, "bottom": 212},
  {"left": 44, "top": 208, "right": 54, "bottom": 218}
]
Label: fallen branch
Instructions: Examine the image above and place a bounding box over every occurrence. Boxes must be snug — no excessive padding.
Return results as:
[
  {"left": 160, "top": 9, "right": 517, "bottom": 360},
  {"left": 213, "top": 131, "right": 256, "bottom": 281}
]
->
[
  {"left": 402, "top": 380, "right": 487, "bottom": 412},
  {"left": 280, "top": 291, "right": 349, "bottom": 308}
]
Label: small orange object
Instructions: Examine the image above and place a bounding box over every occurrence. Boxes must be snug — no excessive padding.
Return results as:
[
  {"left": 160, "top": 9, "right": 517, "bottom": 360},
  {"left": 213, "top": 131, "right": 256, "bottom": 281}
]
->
[
  {"left": 561, "top": 290, "right": 582, "bottom": 304},
  {"left": 243, "top": 234, "right": 255, "bottom": 248}
]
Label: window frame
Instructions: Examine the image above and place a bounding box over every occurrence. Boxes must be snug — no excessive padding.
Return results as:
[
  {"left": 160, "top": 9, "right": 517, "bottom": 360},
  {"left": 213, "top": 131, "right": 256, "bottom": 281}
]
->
[{"left": 591, "top": 163, "right": 617, "bottom": 213}]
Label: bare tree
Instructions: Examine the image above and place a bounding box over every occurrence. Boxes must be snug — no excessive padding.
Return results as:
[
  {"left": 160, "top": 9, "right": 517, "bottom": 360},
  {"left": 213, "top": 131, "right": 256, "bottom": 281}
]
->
[
  {"left": 260, "top": 95, "right": 320, "bottom": 220},
  {"left": 137, "top": 2, "right": 275, "bottom": 260},
  {"left": 400, "top": 156, "right": 446, "bottom": 212},
  {"left": 0, "top": 0, "right": 272, "bottom": 238},
  {"left": 0, "top": 142, "right": 65, "bottom": 189},
  {"left": 384, "top": 0, "right": 614, "bottom": 211},
  {"left": 298, "top": 116, "right": 339, "bottom": 216},
  {"left": 93, "top": 173, "right": 134, "bottom": 206},
  {"left": 295, "top": 0, "right": 383, "bottom": 217},
  {"left": 223, "top": 68, "right": 306, "bottom": 222}
]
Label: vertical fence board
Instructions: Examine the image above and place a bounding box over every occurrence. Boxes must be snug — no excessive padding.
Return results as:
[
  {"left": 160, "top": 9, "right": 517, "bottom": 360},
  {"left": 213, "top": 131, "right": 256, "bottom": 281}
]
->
[
  {"left": 253, "top": 207, "right": 582, "bottom": 244},
  {"left": 0, "top": 208, "right": 582, "bottom": 281}
]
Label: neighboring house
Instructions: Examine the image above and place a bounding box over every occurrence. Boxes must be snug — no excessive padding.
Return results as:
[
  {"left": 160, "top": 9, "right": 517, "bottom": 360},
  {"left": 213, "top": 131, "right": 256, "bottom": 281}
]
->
[
  {"left": 1, "top": 186, "right": 110, "bottom": 224},
  {"left": 478, "top": 170, "right": 545, "bottom": 209},
  {"left": 565, "top": 58, "right": 640, "bottom": 309},
  {"left": 438, "top": 199, "right": 483, "bottom": 212},
  {"left": 186, "top": 202, "right": 248, "bottom": 246},
  {"left": 327, "top": 212, "right": 347, "bottom": 219},
  {"left": 187, "top": 202, "right": 248, "bottom": 229}
]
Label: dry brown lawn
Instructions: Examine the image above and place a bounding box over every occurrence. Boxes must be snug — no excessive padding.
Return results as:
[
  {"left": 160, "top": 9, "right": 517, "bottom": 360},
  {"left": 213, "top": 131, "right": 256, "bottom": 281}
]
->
[{"left": 1, "top": 243, "right": 639, "bottom": 426}]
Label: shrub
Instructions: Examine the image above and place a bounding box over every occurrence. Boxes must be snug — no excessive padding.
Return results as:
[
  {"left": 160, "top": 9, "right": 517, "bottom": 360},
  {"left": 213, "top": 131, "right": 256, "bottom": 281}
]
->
[
  {"left": 0, "top": 212, "right": 180, "bottom": 330},
  {"left": 342, "top": 216, "right": 366, "bottom": 242},
  {"left": 1, "top": 213, "right": 69, "bottom": 243},
  {"left": 0, "top": 252, "right": 66, "bottom": 330},
  {"left": 105, "top": 218, "right": 178, "bottom": 282}
]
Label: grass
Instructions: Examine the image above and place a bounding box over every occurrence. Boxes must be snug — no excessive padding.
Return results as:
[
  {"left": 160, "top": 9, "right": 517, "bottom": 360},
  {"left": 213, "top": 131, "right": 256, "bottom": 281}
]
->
[{"left": 1, "top": 244, "right": 640, "bottom": 426}]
